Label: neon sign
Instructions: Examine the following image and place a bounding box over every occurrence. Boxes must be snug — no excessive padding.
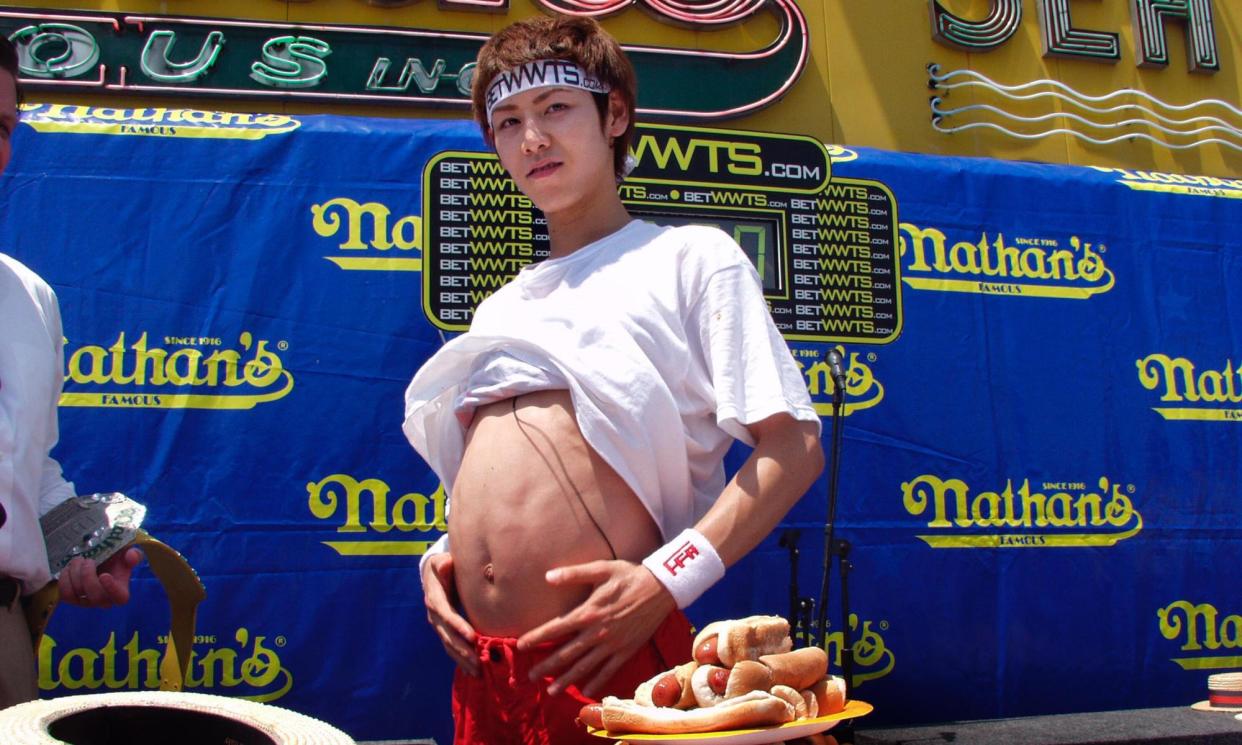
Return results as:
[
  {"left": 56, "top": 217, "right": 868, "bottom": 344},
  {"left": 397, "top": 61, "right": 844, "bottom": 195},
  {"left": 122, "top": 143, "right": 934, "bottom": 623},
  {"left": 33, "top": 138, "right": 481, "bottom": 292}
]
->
[
  {"left": 930, "top": 0, "right": 1220, "bottom": 73},
  {"left": 0, "top": 3, "right": 808, "bottom": 119}
]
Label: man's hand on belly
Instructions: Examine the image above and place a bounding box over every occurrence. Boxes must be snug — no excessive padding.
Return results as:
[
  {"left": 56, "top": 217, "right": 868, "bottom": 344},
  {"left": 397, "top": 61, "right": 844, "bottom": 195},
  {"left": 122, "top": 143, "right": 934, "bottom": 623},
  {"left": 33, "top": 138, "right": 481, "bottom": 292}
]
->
[
  {"left": 422, "top": 553, "right": 480, "bottom": 676},
  {"left": 515, "top": 559, "right": 676, "bottom": 698}
]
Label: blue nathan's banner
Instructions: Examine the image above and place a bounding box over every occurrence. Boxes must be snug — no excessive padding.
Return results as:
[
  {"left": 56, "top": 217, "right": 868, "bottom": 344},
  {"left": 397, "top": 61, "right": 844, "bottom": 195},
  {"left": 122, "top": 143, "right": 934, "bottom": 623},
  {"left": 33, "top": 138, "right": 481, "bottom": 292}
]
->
[{"left": 2, "top": 107, "right": 1238, "bottom": 742}]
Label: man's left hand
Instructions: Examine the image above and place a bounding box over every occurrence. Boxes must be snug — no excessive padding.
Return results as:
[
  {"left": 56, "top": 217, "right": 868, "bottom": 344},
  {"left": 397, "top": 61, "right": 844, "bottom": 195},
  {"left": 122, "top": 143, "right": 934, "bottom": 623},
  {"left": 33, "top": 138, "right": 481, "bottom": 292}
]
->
[
  {"left": 516, "top": 559, "right": 675, "bottom": 698},
  {"left": 58, "top": 547, "right": 144, "bottom": 608}
]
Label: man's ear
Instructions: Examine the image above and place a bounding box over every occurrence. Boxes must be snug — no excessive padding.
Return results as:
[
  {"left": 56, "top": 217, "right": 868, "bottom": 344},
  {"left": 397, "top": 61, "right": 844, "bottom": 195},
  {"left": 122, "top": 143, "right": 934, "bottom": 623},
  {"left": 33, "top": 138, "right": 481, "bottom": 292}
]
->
[{"left": 605, "top": 90, "right": 629, "bottom": 138}]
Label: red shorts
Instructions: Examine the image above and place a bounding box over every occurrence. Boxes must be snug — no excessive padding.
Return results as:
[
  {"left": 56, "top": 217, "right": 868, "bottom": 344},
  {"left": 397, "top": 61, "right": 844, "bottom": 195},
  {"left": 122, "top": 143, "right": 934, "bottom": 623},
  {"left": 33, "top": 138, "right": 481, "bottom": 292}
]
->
[{"left": 451, "top": 610, "right": 693, "bottom": 745}]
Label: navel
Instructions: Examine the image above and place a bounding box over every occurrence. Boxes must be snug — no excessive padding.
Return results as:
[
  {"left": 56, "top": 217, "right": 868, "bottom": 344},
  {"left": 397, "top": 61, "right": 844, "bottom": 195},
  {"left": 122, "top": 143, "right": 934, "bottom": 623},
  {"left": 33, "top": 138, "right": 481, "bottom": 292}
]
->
[{"left": 483, "top": 563, "right": 495, "bottom": 583}]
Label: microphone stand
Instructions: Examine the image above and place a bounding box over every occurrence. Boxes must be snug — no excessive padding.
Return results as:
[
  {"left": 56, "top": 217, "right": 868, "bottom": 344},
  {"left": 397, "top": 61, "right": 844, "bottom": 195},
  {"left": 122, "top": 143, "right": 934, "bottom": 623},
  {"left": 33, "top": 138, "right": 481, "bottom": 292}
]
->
[
  {"left": 779, "top": 529, "right": 801, "bottom": 643},
  {"left": 779, "top": 529, "right": 816, "bottom": 648},
  {"left": 814, "top": 351, "right": 856, "bottom": 739}
]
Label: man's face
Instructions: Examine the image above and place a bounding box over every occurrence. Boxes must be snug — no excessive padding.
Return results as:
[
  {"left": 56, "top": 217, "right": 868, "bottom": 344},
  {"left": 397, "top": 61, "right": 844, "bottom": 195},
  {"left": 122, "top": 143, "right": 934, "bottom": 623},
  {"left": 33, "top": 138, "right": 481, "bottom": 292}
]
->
[
  {"left": 0, "top": 68, "right": 17, "bottom": 177},
  {"left": 488, "top": 86, "right": 627, "bottom": 218}
]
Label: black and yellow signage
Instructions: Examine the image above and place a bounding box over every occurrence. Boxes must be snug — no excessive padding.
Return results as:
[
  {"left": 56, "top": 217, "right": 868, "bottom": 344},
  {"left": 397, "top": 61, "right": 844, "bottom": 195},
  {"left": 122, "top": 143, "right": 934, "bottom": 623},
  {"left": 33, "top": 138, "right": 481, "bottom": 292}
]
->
[{"left": 423, "top": 124, "right": 901, "bottom": 344}]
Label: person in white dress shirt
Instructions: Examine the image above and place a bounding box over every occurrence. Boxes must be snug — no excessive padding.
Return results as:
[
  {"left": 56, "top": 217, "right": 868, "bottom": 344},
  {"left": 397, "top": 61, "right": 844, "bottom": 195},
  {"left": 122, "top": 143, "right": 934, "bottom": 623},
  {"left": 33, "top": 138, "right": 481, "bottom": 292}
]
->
[{"left": 0, "top": 34, "right": 142, "bottom": 710}]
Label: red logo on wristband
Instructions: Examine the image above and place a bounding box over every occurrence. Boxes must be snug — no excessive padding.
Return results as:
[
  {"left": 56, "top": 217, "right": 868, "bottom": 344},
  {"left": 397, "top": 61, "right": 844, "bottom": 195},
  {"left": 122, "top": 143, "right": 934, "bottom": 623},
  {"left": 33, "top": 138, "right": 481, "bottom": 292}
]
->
[{"left": 662, "top": 541, "right": 700, "bottom": 575}]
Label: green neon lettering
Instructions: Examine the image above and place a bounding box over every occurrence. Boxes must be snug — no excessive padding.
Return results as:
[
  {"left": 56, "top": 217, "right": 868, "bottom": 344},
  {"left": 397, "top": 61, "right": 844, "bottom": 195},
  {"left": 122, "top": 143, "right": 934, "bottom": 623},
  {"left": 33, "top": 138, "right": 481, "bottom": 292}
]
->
[
  {"left": 1132, "top": 0, "right": 1219, "bottom": 73},
  {"left": 140, "top": 30, "right": 225, "bottom": 83},
  {"left": 11, "top": 23, "right": 100, "bottom": 79},
  {"left": 366, "top": 57, "right": 452, "bottom": 93},
  {"left": 929, "top": 0, "right": 1022, "bottom": 51},
  {"left": 1034, "top": 0, "right": 1120, "bottom": 62},
  {"left": 250, "top": 36, "right": 331, "bottom": 89},
  {"left": 457, "top": 62, "right": 476, "bottom": 96}
]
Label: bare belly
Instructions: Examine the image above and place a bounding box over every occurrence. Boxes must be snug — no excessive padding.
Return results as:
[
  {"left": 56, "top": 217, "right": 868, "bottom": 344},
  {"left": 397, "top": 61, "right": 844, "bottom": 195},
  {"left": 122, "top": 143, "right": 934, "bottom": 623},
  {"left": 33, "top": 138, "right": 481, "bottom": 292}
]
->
[{"left": 449, "top": 389, "right": 662, "bottom": 636}]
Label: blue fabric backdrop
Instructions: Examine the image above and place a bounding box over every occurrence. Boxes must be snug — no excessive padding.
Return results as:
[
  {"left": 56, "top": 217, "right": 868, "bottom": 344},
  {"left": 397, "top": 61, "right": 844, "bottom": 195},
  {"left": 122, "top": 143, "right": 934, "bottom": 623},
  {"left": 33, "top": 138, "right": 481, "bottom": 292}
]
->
[{"left": 3, "top": 107, "right": 1238, "bottom": 743}]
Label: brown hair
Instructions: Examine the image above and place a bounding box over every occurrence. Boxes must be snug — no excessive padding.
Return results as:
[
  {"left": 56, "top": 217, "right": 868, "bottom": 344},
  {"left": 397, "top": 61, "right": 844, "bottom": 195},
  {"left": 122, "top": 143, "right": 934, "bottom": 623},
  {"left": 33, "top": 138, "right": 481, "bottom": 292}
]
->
[{"left": 471, "top": 15, "right": 637, "bottom": 180}]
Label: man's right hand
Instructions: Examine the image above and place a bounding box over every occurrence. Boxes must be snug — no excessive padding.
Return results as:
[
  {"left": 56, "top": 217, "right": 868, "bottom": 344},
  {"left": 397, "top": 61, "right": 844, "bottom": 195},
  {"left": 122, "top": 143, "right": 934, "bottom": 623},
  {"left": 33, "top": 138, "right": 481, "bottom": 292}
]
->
[
  {"left": 59, "top": 547, "right": 144, "bottom": 608},
  {"left": 421, "top": 552, "right": 480, "bottom": 676}
]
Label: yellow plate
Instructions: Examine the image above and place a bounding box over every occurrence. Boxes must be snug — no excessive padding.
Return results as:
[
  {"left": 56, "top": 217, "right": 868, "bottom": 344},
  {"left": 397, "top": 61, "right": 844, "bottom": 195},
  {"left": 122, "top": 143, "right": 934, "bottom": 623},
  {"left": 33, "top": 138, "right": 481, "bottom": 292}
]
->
[{"left": 589, "top": 699, "right": 873, "bottom": 744}]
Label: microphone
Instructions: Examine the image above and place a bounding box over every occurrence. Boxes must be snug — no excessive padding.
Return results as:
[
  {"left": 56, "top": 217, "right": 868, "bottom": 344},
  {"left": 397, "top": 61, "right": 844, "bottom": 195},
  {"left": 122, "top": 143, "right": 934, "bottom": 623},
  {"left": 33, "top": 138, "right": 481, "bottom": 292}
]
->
[{"left": 826, "top": 349, "right": 847, "bottom": 393}]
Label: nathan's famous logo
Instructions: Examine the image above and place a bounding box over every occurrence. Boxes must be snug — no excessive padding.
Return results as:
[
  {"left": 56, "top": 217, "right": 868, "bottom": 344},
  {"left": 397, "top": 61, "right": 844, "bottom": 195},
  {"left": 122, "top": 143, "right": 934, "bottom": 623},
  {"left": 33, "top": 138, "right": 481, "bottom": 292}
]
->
[
  {"left": 1136, "top": 353, "right": 1242, "bottom": 422},
  {"left": 791, "top": 345, "right": 883, "bottom": 417},
  {"left": 40, "top": 628, "right": 292, "bottom": 702},
  {"left": 311, "top": 197, "right": 423, "bottom": 272},
  {"left": 20, "top": 104, "right": 299, "bottom": 139},
  {"left": 61, "top": 332, "right": 293, "bottom": 410},
  {"left": 902, "top": 475, "right": 1143, "bottom": 548},
  {"left": 825, "top": 145, "right": 858, "bottom": 164},
  {"left": 1158, "top": 601, "right": 1242, "bottom": 671},
  {"left": 898, "top": 223, "right": 1114, "bottom": 299},
  {"left": 792, "top": 612, "right": 895, "bottom": 689},
  {"left": 1093, "top": 167, "right": 1242, "bottom": 200},
  {"left": 308, "top": 473, "right": 446, "bottom": 556}
]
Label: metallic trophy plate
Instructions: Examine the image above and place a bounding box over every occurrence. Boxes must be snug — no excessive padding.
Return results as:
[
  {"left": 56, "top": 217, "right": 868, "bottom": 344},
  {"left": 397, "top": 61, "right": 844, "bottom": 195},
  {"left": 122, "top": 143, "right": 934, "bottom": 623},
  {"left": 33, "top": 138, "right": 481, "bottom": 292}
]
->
[{"left": 40, "top": 493, "right": 146, "bottom": 576}]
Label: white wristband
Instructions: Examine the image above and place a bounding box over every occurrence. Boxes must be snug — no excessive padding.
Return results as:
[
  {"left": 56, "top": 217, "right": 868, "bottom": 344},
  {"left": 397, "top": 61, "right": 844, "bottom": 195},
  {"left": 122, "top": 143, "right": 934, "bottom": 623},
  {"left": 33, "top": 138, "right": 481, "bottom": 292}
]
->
[{"left": 642, "top": 528, "right": 726, "bottom": 609}]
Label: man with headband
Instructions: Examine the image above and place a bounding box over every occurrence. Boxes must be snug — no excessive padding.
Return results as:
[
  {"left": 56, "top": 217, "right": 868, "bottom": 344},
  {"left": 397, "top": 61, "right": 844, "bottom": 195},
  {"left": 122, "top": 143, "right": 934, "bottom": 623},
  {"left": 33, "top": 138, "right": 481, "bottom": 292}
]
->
[{"left": 403, "top": 15, "right": 823, "bottom": 744}]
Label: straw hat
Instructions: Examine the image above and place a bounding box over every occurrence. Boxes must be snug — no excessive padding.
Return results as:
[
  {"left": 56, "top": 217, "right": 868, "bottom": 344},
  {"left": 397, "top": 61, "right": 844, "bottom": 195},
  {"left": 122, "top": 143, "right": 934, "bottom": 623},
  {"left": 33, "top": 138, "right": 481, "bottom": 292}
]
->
[
  {"left": 1191, "top": 672, "right": 1242, "bottom": 712},
  {"left": 0, "top": 690, "right": 355, "bottom": 744}
]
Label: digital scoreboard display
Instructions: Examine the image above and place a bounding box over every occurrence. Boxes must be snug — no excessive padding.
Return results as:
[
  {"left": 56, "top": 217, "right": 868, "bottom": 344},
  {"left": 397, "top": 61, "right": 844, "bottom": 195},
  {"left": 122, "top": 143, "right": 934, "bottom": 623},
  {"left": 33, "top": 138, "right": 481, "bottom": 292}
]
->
[
  {"left": 638, "top": 212, "right": 784, "bottom": 293},
  {"left": 423, "top": 123, "right": 901, "bottom": 344}
]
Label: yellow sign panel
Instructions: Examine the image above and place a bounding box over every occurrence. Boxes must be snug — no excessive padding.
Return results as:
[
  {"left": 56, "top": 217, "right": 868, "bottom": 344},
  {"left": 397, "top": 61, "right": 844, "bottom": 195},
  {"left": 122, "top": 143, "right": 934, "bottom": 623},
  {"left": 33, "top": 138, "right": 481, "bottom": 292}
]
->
[{"left": 4, "top": 0, "right": 1240, "bottom": 175}]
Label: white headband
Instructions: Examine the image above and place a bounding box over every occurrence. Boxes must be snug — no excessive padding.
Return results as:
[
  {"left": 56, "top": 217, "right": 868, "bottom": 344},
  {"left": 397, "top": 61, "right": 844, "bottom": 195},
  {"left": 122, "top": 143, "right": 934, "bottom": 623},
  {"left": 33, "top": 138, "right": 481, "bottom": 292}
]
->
[{"left": 484, "top": 59, "right": 611, "bottom": 122}]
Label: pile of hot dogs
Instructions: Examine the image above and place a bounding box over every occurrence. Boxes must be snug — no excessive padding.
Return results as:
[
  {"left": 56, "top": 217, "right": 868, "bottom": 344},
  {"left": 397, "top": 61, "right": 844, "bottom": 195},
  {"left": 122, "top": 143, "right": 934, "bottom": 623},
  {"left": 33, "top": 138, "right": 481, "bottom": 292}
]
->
[{"left": 579, "top": 615, "right": 846, "bottom": 736}]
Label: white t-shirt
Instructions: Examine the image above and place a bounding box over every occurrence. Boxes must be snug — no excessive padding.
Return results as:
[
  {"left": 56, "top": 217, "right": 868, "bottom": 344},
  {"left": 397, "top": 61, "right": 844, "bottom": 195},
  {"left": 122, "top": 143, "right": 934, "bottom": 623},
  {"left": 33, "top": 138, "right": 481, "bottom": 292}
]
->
[
  {"left": 0, "top": 254, "right": 76, "bottom": 593},
  {"left": 403, "top": 220, "right": 818, "bottom": 560},
  {"left": 452, "top": 349, "right": 566, "bottom": 428}
]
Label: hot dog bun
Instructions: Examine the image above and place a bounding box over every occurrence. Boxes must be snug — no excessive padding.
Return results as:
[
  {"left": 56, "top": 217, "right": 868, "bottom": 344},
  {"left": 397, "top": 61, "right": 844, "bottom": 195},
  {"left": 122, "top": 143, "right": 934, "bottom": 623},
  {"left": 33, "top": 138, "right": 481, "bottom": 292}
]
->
[
  {"left": 808, "top": 675, "right": 847, "bottom": 715},
  {"left": 692, "top": 615, "right": 793, "bottom": 666},
  {"left": 599, "top": 690, "right": 795, "bottom": 735},
  {"left": 769, "top": 684, "right": 809, "bottom": 719},
  {"left": 690, "top": 664, "right": 726, "bottom": 708},
  {"left": 800, "top": 687, "right": 819, "bottom": 718},
  {"left": 726, "top": 660, "right": 774, "bottom": 699},
  {"left": 760, "top": 647, "right": 829, "bottom": 691},
  {"left": 634, "top": 661, "right": 699, "bottom": 709},
  {"left": 589, "top": 616, "right": 846, "bottom": 738}
]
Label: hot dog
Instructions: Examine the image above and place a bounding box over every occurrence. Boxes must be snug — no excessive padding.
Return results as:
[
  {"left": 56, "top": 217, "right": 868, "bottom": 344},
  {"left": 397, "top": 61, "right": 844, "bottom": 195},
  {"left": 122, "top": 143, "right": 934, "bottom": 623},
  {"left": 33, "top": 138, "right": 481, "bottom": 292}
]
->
[
  {"left": 578, "top": 703, "right": 605, "bottom": 731},
  {"left": 580, "top": 616, "right": 848, "bottom": 738},
  {"left": 694, "top": 635, "right": 720, "bottom": 665},
  {"left": 589, "top": 690, "right": 795, "bottom": 735},
  {"left": 690, "top": 660, "right": 773, "bottom": 707},
  {"left": 692, "top": 615, "right": 792, "bottom": 666},
  {"left": 688, "top": 646, "right": 827, "bottom": 708},
  {"left": 646, "top": 631, "right": 836, "bottom": 713},
  {"left": 634, "top": 661, "right": 699, "bottom": 709}
]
